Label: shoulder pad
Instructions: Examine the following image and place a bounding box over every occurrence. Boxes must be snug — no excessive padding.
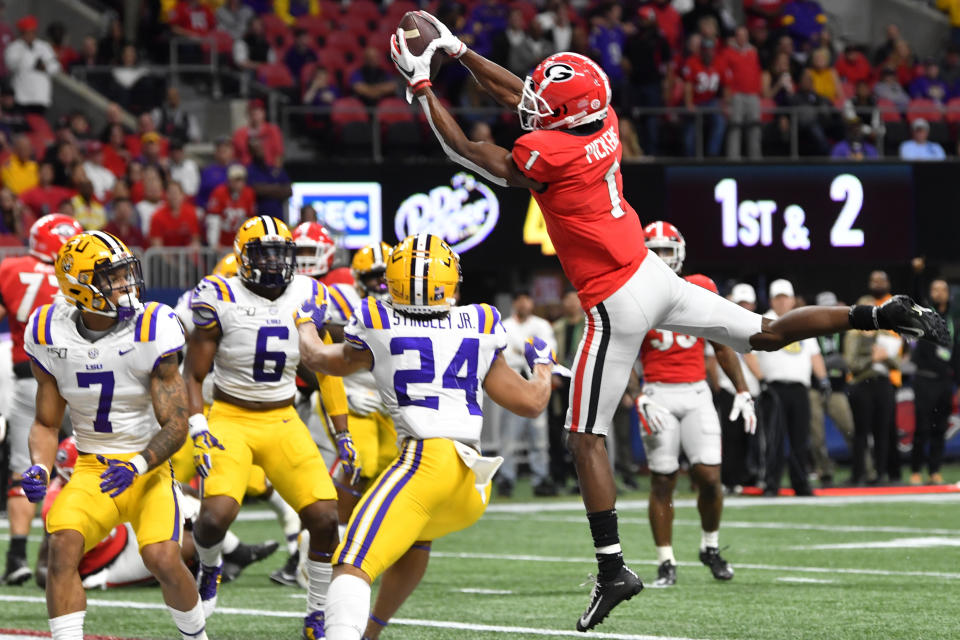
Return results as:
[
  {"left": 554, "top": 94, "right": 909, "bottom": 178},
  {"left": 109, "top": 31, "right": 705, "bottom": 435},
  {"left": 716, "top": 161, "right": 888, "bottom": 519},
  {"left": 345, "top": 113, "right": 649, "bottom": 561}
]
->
[
  {"left": 473, "top": 303, "right": 501, "bottom": 335},
  {"left": 358, "top": 296, "right": 391, "bottom": 330},
  {"left": 29, "top": 303, "right": 57, "bottom": 346},
  {"left": 194, "top": 275, "right": 237, "bottom": 304}
]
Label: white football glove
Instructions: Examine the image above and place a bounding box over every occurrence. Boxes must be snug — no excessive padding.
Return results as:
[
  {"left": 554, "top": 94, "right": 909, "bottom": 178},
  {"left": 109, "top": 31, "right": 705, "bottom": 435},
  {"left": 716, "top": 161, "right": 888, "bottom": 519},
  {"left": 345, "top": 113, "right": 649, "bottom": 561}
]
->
[
  {"left": 635, "top": 395, "right": 672, "bottom": 436},
  {"left": 729, "top": 391, "right": 757, "bottom": 435},
  {"left": 414, "top": 10, "right": 467, "bottom": 58},
  {"left": 347, "top": 390, "right": 382, "bottom": 417},
  {"left": 390, "top": 27, "right": 439, "bottom": 103}
]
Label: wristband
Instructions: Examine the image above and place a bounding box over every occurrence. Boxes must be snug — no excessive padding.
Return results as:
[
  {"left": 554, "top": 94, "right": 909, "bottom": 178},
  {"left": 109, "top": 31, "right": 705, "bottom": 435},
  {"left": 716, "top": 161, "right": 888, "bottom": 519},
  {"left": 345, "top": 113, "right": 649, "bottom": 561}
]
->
[
  {"left": 849, "top": 305, "right": 879, "bottom": 331},
  {"left": 188, "top": 413, "right": 208, "bottom": 436},
  {"left": 130, "top": 454, "right": 148, "bottom": 475}
]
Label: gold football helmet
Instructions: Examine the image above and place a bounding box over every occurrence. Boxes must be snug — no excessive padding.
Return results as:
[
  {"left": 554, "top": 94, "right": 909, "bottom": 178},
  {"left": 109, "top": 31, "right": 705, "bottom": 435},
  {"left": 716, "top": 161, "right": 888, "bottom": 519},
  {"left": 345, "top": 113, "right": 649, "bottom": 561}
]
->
[
  {"left": 385, "top": 233, "right": 460, "bottom": 314},
  {"left": 234, "top": 216, "right": 296, "bottom": 288},
  {"left": 351, "top": 241, "right": 392, "bottom": 299},
  {"left": 56, "top": 230, "right": 144, "bottom": 321},
  {"left": 212, "top": 251, "right": 239, "bottom": 278}
]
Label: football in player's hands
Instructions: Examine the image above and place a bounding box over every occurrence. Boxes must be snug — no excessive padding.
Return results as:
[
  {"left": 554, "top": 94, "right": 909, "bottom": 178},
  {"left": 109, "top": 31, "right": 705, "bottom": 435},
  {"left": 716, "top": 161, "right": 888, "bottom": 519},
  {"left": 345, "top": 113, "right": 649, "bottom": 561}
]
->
[{"left": 398, "top": 11, "right": 444, "bottom": 78}]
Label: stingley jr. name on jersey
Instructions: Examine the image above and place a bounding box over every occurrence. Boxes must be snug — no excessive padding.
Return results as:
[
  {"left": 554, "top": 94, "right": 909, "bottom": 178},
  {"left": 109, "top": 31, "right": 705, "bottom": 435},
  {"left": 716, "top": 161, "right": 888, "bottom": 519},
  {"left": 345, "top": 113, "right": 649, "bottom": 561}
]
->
[
  {"left": 344, "top": 299, "right": 508, "bottom": 449},
  {"left": 190, "top": 273, "right": 326, "bottom": 403},
  {"left": 24, "top": 301, "right": 185, "bottom": 454}
]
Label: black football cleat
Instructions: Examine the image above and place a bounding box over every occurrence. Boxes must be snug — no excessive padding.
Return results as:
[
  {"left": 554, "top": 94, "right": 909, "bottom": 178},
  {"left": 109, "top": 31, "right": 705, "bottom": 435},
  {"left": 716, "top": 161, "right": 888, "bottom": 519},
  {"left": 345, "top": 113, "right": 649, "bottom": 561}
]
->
[
  {"left": 876, "top": 295, "right": 950, "bottom": 346},
  {"left": 576, "top": 565, "right": 644, "bottom": 632},
  {"left": 222, "top": 539, "right": 279, "bottom": 583},
  {"left": 269, "top": 550, "right": 300, "bottom": 587},
  {"left": 2, "top": 554, "right": 32, "bottom": 586},
  {"left": 699, "top": 547, "right": 734, "bottom": 581},
  {"left": 651, "top": 561, "right": 677, "bottom": 588}
]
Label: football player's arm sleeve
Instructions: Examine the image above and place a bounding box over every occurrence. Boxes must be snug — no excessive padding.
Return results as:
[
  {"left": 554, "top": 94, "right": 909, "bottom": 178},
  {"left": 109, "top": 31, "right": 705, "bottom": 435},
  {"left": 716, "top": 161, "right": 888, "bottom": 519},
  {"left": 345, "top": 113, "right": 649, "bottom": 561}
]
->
[
  {"left": 297, "top": 320, "right": 371, "bottom": 376},
  {"left": 144, "top": 355, "right": 189, "bottom": 471},
  {"left": 457, "top": 49, "right": 524, "bottom": 109},
  {"left": 710, "top": 341, "right": 749, "bottom": 394},
  {"left": 416, "top": 88, "right": 544, "bottom": 191},
  {"left": 28, "top": 363, "right": 65, "bottom": 473}
]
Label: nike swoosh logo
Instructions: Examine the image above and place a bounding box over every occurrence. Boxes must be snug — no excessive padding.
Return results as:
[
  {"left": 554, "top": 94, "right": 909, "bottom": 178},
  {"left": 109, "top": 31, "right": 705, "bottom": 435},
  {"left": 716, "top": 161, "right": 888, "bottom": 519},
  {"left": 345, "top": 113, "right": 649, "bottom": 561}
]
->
[
  {"left": 580, "top": 598, "right": 601, "bottom": 626},
  {"left": 396, "top": 61, "right": 414, "bottom": 77},
  {"left": 119, "top": 348, "right": 134, "bottom": 355}
]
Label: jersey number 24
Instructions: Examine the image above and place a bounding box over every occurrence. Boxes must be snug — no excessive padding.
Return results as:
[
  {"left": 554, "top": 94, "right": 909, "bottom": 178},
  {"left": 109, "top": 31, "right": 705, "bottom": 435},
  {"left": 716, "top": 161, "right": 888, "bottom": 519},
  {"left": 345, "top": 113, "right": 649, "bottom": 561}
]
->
[{"left": 390, "top": 337, "right": 483, "bottom": 416}]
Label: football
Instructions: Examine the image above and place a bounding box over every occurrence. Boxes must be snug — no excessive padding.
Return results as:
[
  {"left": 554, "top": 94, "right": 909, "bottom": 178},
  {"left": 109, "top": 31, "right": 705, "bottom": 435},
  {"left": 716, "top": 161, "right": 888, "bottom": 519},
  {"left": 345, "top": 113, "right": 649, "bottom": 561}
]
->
[{"left": 398, "top": 10, "right": 444, "bottom": 77}]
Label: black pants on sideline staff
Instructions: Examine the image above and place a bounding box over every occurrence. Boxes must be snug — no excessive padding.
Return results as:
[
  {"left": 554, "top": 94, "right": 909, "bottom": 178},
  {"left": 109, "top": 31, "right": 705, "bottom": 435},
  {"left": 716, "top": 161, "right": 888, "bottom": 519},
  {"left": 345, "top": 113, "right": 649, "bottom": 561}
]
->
[
  {"left": 912, "top": 374, "right": 953, "bottom": 475},
  {"left": 764, "top": 382, "right": 813, "bottom": 495},
  {"left": 718, "top": 389, "right": 756, "bottom": 488},
  {"left": 848, "top": 377, "right": 895, "bottom": 483}
]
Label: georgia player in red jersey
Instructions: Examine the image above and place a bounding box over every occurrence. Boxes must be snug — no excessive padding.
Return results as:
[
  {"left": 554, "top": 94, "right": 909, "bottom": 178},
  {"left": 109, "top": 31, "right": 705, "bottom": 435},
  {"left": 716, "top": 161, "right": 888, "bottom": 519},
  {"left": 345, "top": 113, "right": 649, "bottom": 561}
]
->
[
  {"left": 634, "top": 222, "right": 756, "bottom": 589},
  {"left": 388, "top": 11, "right": 948, "bottom": 631},
  {"left": 292, "top": 222, "right": 354, "bottom": 286},
  {"left": 0, "top": 213, "right": 82, "bottom": 586}
]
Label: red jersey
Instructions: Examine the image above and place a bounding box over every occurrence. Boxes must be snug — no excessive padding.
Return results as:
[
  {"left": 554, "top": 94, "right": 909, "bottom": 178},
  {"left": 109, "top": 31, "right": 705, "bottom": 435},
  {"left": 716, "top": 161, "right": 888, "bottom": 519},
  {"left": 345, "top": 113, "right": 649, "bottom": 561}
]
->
[
  {"left": 171, "top": 2, "right": 215, "bottom": 35},
  {"left": 19, "top": 184, "right": 76, "bottom": 218},
  {"left": 320, "top": 267, "right": 354, "bottom": 287},
  {"left": 149, "top": 202, "right": 201, "bottom": 247},
  {"left": 639, "top": 274, "right": 718, "bottom": 384},
  {"left": 683, "top": 55, "right": 726, "bottom": 104},
  {"left": 511, "top": 111, "right": 647, "bottom": 310},
  {"left": 0, "top": 254, "right": 60, "bottom": 364},
  {"left": 723, "top": 45, "right": 762, "bottom": 94},
  {"left": 206, "top": 183, "right": 256, "bottom": 248}
]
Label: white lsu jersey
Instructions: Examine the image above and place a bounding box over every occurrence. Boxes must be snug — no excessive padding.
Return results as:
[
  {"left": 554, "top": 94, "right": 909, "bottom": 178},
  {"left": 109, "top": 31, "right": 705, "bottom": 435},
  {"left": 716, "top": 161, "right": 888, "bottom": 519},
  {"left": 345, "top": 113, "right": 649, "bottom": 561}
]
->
[
  {"left": 25, "top": 301, "right": 185, "bottom": 454},
  {"left": 190, "top": 274, "right": 326, "bottom": 403},
  {"left": 345, "top": 299, "right": 507, "bottom": 449}
]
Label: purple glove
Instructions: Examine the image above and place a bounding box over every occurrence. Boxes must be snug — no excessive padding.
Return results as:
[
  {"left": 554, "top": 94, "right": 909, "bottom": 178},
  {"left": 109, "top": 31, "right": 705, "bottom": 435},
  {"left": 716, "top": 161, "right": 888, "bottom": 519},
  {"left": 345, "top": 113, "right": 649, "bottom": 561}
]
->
[
  {"left": 524, "top": 336, "right": 557, "bottom": 370},
  {"left": 96, "top": 455, "right": 145, "bottom": 498},
  {"left": 21, "top": 464, "right": 49, "bottom": 503},
  {"left": 335, "top": 431, "right": 362, "bottom": 485},
  {"left": 294, "top": 291, "right": 329, "bottom": 334}
]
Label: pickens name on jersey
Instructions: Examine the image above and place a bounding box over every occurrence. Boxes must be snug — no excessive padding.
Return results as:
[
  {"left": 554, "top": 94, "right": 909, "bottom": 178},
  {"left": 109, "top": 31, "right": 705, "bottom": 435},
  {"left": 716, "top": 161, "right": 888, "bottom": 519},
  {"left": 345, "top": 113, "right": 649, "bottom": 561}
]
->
[{"left": 24, "top": 301, "right": 185, "bottom": 454}]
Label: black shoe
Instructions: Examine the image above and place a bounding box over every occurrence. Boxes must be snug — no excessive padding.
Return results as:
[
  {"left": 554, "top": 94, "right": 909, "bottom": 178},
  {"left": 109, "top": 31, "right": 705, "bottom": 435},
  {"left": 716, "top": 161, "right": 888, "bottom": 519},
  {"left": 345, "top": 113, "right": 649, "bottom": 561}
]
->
[
  {"left": 2, "top": 554, "right": 32, "bottom": 586},
  {"left": 533, "top": 479, "right": 558, "bottom": 497},
  {"left": 762, "top": 487, "right": 779, "bottom": 497},
  {"left": 223, "top": 539, "right": 280, "bottom": 583},
  {"left": 699, "top": 547, "right": 734, "bottom": 581},
  {"left": 651, "top": 561, "right": 676, "bottom": 588},
  {"left": 269, "top": 550, "right": 300, "bottom": 587},
  {"left": 496, "top": 479, "right": 514, "bottom": 498},
  {"left": 575, "top": 565, "right": 644, "bottom": 632},
  {"left": 876, "top": 295, "right": 950, "bottom": 346}
]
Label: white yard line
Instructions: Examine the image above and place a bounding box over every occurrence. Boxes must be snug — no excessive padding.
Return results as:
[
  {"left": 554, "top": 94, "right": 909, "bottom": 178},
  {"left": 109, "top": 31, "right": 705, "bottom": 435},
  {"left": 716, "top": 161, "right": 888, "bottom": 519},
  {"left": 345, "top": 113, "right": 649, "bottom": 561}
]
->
[
  {"left": 428, "top": 551, "right": 960, "bottom": 580},
  {"left": 775, "top": 577, "right": 835, "bottom": 584},
  {"left": 0, "top": 595, "right": 708, "bottom": 640}
]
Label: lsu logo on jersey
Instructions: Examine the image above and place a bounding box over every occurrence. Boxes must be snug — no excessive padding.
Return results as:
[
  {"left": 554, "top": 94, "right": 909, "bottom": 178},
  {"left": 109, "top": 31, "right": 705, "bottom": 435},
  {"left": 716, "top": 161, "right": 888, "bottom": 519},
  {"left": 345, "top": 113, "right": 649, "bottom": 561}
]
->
[{"left": 782, "top": 341, "right": 803, "bottom": 354}]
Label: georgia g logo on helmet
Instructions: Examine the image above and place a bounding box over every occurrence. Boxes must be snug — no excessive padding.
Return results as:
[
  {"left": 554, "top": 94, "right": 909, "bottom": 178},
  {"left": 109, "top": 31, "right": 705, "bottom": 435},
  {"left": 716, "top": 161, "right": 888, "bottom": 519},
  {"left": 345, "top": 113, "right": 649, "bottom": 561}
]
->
[{"left": 543, "top": 63, "right": 575, "bottom": 83}]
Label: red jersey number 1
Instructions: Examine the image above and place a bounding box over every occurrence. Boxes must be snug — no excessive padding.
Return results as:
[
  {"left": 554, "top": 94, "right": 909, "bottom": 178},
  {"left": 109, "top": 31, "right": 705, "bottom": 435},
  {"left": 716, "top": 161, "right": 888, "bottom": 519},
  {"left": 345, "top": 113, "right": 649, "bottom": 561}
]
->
[{"left": 604, "top": 159, "right": 626, "bottom": 218}]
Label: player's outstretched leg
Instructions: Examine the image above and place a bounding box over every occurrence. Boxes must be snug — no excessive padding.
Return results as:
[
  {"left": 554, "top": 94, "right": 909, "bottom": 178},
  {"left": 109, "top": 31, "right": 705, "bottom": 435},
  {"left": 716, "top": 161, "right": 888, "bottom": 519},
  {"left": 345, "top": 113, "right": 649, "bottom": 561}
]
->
[
  {"left": 46, "top": 530, "right": 87, "bottom": 640},
  {"left": 193, "top": 495, "right": 241, "bottom": 617},
  {"left": 649, "top": 472, "right": 678, "bottom": 588},
  {"left": 568, "top": 433, "right": 643, "bottom": 632},
  {"left": 141, "top": 540, "right": 209, "bottom": 640},
  {"left": 362, "top": 542, "right": 431, "bottom": 639},
  {"left": 691, "top": 464, "right": 733, "bottom": 581},
  {"left": 300, "top": 499, "right": 340, "bottom": 640},
  {"left": 326, "top": 566, "right": 373, "bottom": 640}
]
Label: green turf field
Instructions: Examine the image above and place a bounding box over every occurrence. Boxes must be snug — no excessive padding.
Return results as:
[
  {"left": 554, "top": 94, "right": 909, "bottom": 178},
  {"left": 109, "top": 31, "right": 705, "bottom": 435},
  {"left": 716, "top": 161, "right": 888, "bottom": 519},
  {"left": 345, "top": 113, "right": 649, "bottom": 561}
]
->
[{"left": 2, "top": 471, "right": 960, "bottom": 640}]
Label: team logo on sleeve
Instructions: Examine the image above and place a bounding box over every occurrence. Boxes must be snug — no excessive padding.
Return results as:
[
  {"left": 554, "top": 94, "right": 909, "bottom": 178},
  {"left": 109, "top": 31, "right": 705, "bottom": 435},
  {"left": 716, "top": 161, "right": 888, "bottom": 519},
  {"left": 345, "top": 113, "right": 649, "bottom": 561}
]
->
[{"left": 543, "top": 63, "right": 575, "bottom": 82}]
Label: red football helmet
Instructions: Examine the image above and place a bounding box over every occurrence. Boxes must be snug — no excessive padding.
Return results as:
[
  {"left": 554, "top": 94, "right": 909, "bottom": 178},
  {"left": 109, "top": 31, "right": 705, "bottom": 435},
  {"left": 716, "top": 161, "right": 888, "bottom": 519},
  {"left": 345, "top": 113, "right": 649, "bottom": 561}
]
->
[
  {"left": 292, "top": 222, "right": 336, "bottom": 277},
  {"left": 518, "top": 52, "right": 612, "bottom": 131},
  {"left": 644, "top": 221, "right": 686, "bottom": 273},
  {"left": 55, "top": 436, "right": 78, "bottom": 481},
  {"left": 30, "top": 214, "right": 84, "bottom": 263}
]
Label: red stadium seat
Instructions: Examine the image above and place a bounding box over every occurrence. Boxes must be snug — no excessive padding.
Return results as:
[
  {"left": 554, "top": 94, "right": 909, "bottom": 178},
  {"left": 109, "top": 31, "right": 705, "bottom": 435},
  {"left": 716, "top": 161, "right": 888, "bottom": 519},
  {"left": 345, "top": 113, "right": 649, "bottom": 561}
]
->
[
  {"left": 876, "top": 98, "right": 902, "bottom": 122},
  {"left": 199, "top": 29, "right": 235, "bottom": 56},
  {"left": 338, "top": 14, "right": 373, "bottom": 39},
  {"left": 258, "top": 62, "right": 295, "bottom": 89},
  {"left": 295, "top": 15, "right": 332, "bottom": 38},
  {"left": 262, "top": 13, "right": 290, "bottom": 42},
  {"left": 945, "top": 97, "right": 960, "bottom": 123},
  {"left": 25, "top": 114, "right": 54, "bottom": 146},
  {"left": 300, "top": 61, "right": 319, "bottom": 90},
  {"left": 318, "top": 0, "right": 341, "bottom": 19},
  {"left": 841, "top": 82, "right": 855, "bottom": 99},
  {"left": 906, "top": 98, "right": 942, "bottom": 123},
  {"left": 376, "top": 96, "right": 415, "bottom": 127},
  {"left": 385, "top": 1, "right": 419, "bottom": 21},
  {"left": 346, "top": 0, "right": 381, "bottom": 24},
  {"left": 331, "top": 97, "right": 370, "bottom": 127},
  {"left": 324, "top": 31, "right": 364, "bottom": 62},
  {"left": 317, "top": 48, "right": 349, "bottom": 71}
]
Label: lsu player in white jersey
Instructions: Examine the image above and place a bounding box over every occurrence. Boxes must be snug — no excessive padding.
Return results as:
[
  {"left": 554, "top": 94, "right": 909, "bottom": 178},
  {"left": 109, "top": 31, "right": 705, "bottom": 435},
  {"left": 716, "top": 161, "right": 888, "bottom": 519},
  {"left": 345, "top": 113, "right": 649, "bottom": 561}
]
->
[
  {"left": 323, "top": 242, "right": 399, "bottom": 523},
  {"left": 19, "top": 231, "right": 207, "bottom": 640},
  {"left": 184, "top": 216, "right": 359, "bottom": 638},
  {"left": 294, "top": 233, "right": 554, "bottom": 640}
]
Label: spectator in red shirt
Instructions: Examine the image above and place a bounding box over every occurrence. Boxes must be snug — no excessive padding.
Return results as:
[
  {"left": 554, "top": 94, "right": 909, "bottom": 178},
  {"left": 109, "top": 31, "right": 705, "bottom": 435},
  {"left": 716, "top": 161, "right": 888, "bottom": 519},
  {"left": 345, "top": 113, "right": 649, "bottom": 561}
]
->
[
  {"left": 170, "top": 0, "right": 215, "bottom": 38},
  {"left": 205, "top": 164, "right": 255, "bottom": 249},
  {"left": 150, "top": 180, "right": 200, "bottom": 247},
  {"left": 232, "top": 98, "right": 284, "bottom": 167},
  {"left": 102, "top": 197, "right": 146, "bottom": 249},
  {"left": 102, "top": 123, "right": 129, "bottom": 178},
  {"left": 880, "top": 38, "right": 916, "bottom": 89},
  {"left": 683, "top": 37, "right": 727, "bottom": 157},
  {"left": 835, "top": 45, "right": 873, "bottom": 87},
  {"left": 650, "top": 0, "right": 683, "bottom": 57},
  {"left": 743, "top": 0, "right": 788, "bottom": 30},
  {"left": 724, "top": 26, "right": 763, "bottom": 159},
  {"left": 18, "top": 161, "right": 75, "bottom": 218}
]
